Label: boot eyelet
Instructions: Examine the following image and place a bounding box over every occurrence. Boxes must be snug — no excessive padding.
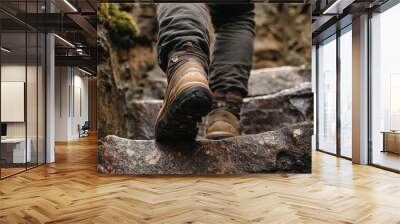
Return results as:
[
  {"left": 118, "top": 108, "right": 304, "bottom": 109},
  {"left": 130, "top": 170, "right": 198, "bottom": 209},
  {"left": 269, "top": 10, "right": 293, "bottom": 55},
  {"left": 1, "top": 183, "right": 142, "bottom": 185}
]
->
[
  {"left": 183, "top": 41, "right": 193, "bottom": 48},
  {"left": 171, "top": 56, "right": 178, "bottom": 63}
]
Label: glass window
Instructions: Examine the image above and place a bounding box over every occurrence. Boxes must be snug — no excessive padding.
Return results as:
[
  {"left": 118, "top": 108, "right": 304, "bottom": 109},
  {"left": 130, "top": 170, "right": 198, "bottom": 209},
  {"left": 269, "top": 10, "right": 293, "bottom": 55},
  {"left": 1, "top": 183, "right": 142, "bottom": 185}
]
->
[
  {"left": 0, "top": 0, "right": 46, "bottom": 179},
  {"left": 318, "top": 35, "right": 337, "bottom": 154},
  {"left": 371, "top": 3, "right": 400, "bottom": 171},
  {"left": 339, "top": 26, "right": 352, "bottom": 158},
  {"left": 1, "top": 31, "right": 28, "bottom": 178}
]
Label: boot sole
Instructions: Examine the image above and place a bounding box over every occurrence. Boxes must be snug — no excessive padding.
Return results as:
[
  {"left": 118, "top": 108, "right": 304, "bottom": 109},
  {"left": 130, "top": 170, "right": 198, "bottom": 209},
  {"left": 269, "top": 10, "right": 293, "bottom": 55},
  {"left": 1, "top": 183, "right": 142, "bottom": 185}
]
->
[{"left": 155, "top": 86, "right": 212, "bottom": 142}]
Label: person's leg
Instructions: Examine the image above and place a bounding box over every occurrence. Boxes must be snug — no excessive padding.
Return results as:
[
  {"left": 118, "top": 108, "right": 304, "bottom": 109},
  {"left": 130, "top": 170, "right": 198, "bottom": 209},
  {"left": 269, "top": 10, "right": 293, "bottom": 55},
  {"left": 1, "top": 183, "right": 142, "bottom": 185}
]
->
[
  {"left": 155, "top": 4, "right": 213, "bottom": 141},
  {"left": 156, "top": 3, "right": 210, "bottom": 75},
  {"left": 208, "top": 3, "right": 255, "bottom": 99},
  {"left": 205, "top": 4, "right": 255, "bottom": 139}
]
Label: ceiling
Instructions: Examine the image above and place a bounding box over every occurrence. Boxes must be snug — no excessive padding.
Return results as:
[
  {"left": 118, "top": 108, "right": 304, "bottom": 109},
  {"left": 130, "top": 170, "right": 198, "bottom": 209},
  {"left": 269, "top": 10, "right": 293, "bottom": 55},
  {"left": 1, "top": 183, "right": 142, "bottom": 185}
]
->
[
  {"left": 312, "top": 0, "right": 390, "bottom": 43},
  {"left": 0, "top": 0, "right": 97, "bottom": 73}
]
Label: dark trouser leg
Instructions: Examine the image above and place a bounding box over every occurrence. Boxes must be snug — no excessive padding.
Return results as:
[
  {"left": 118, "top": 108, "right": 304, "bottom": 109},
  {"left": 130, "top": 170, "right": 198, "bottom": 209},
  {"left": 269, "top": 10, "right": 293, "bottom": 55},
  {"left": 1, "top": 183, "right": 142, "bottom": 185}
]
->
[
  {"left": 208, "top": 4, "right": 255, "bottom": 98},
  {"left": 156, "top": 3, "right": 210, "bottom": 79}
]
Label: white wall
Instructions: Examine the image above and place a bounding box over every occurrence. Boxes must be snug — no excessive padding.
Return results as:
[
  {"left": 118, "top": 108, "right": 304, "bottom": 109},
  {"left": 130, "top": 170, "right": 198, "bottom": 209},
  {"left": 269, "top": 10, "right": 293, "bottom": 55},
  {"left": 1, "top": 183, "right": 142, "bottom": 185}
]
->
[
  {"left": 1, "top": 63, "right": 46, "bottom": 164},
  {"left": 1, "top": 65, "right": 26, "bottom": 128},
  {"left": 54, "top": 67, "right": 89, "bottom": 141},
  {"left": 1, "top": 65, "right": 26, "bottom": 141},
  {"left": 55, "top": 66, "right": 70, "bottom": 141},
  {"left": 1, "top": 65, "right": 32, "bottom": 138}
]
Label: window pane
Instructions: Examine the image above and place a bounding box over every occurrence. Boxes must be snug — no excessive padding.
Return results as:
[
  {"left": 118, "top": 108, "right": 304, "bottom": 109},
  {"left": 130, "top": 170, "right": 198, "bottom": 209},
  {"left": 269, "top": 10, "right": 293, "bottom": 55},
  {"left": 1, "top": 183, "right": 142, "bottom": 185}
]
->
[
  {"left": 340, "top": 28, "right": 352, "bottom": 158},
  {"left": 371, "top": 3, "right": 400, "bottom": 171},
  {"left": 318, "top": 36, "right": 337, "bottom": 154}
]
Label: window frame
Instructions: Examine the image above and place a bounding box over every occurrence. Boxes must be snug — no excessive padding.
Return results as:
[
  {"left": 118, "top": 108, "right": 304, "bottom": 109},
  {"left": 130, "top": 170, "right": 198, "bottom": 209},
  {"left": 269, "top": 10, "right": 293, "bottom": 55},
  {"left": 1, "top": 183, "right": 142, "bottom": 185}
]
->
[{"left": 314, "top": 19, "right": 353, "bottom": 160}]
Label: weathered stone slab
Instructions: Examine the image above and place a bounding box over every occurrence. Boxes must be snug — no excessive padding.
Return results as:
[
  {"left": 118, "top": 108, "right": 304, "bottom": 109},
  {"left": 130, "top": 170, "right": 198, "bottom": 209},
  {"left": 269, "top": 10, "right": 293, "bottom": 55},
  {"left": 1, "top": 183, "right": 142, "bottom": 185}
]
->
[
  {"left": 97, "top": 122, "right": 312, "bottom": 175},
  {"left": 139, "top": 66, "right": 311, "bottom": 99},
  {"left": 241, "top": 82, "right": 313, "bottom": 135},
  {"left": 128, "top": 83, "right": 312, "bottom": 140},
  {"left": 248, "top": 66, "right": 311, "bottom": 96}
]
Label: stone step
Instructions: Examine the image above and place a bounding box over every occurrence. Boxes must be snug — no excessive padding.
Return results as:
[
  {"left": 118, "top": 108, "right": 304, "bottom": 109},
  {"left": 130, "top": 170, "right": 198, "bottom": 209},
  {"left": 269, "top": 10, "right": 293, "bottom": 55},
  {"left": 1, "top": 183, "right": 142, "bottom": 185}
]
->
[
  {"left": 241, "top": 82, "right": 312, "bottom": 135},
  {"left": 97, "top": 122, "right": 312, "bottom": 175},
  {"left": 148, "top": 65, "right": 310, "bottom": 98},
  {"left": 129, "top": 82, "right": 312, "bottom": 140},
  {"left": 248, "top": 65, "right": 310, "bottom": 96}
]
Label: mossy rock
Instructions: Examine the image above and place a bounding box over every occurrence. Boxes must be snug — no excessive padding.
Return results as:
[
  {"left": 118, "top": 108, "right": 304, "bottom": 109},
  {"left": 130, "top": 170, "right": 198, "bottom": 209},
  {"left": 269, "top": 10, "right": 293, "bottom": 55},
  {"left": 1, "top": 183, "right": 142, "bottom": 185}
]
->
[{"left": 98, "top": 3, "right": 139, "bottom": 48}]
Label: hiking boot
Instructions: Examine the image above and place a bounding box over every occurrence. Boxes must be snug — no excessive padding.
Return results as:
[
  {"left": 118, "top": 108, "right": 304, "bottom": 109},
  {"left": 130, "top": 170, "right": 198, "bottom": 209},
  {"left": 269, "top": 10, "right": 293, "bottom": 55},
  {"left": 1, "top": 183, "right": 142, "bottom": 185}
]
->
[
  {"left": 155, "top": 49, "right": 212, "bottom": 141},
  {"left": 205, "top": 91, "right": 242, "bottom": 140},
  {"left": 205, "top": 109, "right": 240, "bottom": 140}
]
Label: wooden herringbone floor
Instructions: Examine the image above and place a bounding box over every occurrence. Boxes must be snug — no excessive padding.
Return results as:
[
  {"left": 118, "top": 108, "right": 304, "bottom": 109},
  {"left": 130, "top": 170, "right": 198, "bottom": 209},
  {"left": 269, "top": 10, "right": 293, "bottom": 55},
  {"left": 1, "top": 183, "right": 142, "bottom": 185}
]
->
[{"left": 1, "top": 135, "right": 400, "bottom": 224}]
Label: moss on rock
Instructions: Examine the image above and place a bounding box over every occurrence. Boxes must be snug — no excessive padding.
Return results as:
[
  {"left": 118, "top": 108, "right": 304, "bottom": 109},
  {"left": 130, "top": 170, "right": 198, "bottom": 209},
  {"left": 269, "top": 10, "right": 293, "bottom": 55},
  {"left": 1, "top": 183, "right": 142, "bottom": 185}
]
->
[{"left": 98, "top": 3, "right": 139, "bottom": 48}]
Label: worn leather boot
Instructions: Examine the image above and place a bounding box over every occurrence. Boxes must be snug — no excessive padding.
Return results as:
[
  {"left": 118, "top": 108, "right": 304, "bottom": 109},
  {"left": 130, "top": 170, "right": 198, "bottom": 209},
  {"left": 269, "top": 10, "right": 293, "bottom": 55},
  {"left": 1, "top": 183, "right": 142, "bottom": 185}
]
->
[
  {"left": 155, "top": 47, "right": 212, "bottom": 141},
  {"left": 205, "top": 91, "right": 242, "bottom": 140}
]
